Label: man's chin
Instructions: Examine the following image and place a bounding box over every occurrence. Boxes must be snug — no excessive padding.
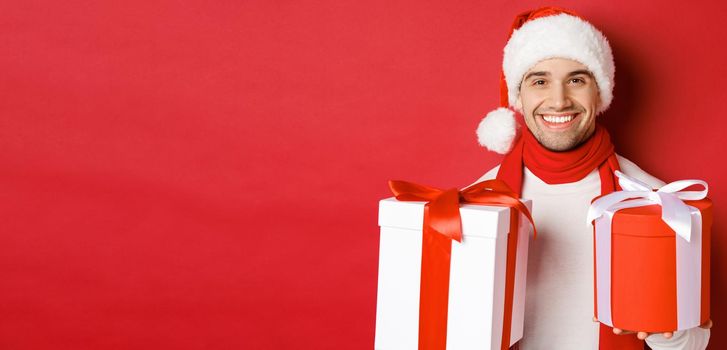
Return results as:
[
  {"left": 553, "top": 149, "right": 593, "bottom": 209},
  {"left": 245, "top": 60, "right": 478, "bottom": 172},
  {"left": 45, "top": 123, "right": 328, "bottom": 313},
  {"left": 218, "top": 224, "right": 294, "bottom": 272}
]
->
[{"left": 534, "top": 133, "right": 581, "bottom": 152}]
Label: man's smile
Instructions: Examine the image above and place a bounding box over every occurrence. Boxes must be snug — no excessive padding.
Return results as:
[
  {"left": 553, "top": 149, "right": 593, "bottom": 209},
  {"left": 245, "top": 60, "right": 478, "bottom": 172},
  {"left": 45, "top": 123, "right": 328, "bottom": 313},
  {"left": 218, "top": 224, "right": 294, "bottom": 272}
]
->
[{"left": 538, "top": 112, "right": 581, "bottom": 130}]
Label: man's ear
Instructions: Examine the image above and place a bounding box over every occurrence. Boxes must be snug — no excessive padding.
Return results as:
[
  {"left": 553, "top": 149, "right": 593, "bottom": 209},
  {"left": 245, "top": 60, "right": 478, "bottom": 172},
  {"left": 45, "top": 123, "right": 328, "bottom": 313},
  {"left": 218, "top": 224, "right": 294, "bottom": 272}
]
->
[
  {"left": 596, "top": 94, "right": 603, "bottom": 116},
  {"left": 515, "top": 95, "right": 523, "bottom": 112}
]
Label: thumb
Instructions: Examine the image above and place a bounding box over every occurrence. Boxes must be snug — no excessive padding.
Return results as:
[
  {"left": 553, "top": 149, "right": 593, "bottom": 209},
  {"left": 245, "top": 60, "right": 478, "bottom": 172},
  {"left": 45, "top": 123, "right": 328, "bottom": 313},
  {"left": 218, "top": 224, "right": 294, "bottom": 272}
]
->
[{"left": 699, "top": 319, "right": 713, "bottom": 329}]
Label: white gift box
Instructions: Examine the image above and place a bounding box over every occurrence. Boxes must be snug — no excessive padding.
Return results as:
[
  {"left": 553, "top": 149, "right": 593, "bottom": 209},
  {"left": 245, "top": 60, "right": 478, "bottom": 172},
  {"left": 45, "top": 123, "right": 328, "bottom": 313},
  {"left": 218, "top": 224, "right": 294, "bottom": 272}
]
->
[{"left": 375, "top": 198, "right": 533, "bottom": 350}]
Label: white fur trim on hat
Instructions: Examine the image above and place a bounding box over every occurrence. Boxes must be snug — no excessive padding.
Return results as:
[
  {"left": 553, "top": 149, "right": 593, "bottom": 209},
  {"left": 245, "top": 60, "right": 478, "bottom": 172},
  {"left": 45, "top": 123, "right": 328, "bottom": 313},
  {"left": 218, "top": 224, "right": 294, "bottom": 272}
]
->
[
  {"left": 477, "top": 107, "right": 518, "bottom": 154},
  {"left": 503, "top": 13, "right": 615, "bottom": 114}
]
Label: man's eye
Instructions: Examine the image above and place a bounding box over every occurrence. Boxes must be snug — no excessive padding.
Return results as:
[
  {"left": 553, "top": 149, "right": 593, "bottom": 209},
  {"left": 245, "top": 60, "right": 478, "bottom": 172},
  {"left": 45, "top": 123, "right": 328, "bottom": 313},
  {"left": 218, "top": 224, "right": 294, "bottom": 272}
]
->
[
  {"left": 570, "top": 78, "right": 585, "bottom": 84},
  {"left": 533, "top": 80, "right": 546, "bottom": 85}
]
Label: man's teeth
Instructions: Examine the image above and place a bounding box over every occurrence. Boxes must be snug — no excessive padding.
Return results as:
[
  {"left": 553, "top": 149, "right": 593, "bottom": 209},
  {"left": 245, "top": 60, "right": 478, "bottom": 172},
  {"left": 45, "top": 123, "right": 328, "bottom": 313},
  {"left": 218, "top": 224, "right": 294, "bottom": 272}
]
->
[{"left": 542, "top": 114, "right": 575, "bottom": 123}]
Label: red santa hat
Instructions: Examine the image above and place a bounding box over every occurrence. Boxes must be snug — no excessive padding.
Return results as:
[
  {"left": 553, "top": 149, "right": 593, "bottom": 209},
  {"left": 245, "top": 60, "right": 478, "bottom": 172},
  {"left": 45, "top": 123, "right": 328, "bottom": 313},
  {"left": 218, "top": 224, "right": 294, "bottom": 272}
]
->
[{"left": 477, "top": 7, "right": 615, "bottom": 154}]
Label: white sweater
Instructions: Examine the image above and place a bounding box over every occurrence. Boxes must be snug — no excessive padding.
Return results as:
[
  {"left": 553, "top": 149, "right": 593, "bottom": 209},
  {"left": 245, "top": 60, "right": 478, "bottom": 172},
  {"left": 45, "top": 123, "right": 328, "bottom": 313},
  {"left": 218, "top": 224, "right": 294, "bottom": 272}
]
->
[{"left": 474, "top": 155, "right": 710, "bottom": 350}]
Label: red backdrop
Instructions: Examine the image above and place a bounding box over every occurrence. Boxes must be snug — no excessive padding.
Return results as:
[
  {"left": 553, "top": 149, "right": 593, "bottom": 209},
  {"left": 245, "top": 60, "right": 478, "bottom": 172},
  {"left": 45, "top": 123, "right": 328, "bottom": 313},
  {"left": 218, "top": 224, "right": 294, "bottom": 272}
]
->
[{"left": 2, "top": 0, "right": 726, "bottom": 349}]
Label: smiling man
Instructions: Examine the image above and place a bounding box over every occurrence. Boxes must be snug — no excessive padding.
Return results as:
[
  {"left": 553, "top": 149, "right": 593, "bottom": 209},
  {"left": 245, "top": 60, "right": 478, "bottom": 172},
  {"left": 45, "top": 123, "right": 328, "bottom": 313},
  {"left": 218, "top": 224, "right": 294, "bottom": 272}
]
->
[
  {"left": 473, "top": 7, "right": 711, "bottom": 350},
  {"left": 517, "top": 59, "right": 598, "bottom": 152}
]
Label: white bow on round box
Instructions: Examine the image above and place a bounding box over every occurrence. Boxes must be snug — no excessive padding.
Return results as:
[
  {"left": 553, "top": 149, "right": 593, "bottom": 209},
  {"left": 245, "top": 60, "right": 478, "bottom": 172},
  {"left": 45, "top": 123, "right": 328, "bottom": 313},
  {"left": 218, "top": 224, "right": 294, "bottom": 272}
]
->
[{"left": 587, "top": 171, "right": 712, "bottom": 332}]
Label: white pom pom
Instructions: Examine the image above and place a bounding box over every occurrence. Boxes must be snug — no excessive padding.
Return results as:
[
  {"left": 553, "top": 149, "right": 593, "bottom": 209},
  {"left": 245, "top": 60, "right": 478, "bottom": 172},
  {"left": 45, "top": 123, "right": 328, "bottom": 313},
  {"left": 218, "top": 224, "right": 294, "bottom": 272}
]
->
[{"left": 476, "top": 107, "right": 518, "bottom": 154}]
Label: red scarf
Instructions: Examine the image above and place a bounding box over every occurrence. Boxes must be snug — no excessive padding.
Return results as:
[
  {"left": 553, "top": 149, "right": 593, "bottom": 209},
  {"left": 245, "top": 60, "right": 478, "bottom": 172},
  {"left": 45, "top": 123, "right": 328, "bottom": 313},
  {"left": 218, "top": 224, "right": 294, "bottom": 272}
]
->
[
  {"left": 497, "top": 124, "right": 620, "bottom": 195},
  {"left": 497, "top": 124, "right": 646, "bottom": 350}
]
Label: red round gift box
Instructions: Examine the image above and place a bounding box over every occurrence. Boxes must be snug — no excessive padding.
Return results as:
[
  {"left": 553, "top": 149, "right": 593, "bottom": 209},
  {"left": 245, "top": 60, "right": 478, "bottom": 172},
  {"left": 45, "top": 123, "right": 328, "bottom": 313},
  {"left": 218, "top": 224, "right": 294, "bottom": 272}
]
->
[{"left": 595, "top": 198, "right": 712, "bottom": 332}]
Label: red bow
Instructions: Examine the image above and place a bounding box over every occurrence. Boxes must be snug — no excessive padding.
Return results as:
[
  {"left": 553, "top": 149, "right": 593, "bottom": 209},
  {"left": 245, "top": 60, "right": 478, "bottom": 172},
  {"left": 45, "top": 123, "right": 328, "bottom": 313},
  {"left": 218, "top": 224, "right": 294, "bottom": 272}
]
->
[{"left": 389, "top": 179, "right": 536, "bottom": 242}]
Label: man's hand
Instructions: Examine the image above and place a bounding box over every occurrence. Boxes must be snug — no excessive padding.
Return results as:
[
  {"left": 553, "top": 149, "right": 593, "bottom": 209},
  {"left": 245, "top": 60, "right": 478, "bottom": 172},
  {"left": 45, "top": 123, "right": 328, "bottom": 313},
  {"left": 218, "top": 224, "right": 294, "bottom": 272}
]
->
[{"left": 592, "top": 317, "right": 713, "bottom": 340}]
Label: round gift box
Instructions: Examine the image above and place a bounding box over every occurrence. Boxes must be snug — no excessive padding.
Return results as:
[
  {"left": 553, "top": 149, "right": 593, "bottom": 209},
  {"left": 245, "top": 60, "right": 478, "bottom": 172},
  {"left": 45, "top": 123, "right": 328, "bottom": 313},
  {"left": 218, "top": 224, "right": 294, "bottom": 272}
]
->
[{"left": 601, "top": 198, "right": 712, "bottom": 332}]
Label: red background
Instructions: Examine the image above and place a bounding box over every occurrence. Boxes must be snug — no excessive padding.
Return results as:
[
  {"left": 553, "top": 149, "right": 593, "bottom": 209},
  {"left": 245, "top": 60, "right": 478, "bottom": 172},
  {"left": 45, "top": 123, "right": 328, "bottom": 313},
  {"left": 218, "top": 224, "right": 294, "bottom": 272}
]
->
[{"left": 2, "top": 0, "right": 726, "bottom": 349}]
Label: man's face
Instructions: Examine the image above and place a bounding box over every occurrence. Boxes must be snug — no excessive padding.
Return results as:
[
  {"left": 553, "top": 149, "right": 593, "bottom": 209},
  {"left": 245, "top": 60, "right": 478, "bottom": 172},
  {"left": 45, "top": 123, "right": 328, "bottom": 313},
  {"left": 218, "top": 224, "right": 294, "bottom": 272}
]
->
[{"left": 516, "top": 58, "right": 601, "bottom": 151}]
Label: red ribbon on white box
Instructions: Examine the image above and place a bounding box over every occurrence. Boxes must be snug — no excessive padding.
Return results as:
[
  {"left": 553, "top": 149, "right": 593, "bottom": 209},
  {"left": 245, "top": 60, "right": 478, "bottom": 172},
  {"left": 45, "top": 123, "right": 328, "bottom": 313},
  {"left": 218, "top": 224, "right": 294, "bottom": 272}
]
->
[{"left": 586, "top": 171, "right": 708, "bottom": 330}]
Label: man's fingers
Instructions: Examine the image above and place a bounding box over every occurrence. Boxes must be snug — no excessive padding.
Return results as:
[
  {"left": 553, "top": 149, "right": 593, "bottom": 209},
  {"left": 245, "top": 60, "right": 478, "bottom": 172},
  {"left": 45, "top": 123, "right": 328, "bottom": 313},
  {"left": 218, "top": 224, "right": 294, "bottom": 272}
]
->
[
  {"left": 699, "top": 319, "right": 713, "bottom": 329},
  {"left": 612, "top": 328, "right": 634, "bottom": 335},
  {"left": 614, "top": 327, "right": 676, "bottom": 340}
]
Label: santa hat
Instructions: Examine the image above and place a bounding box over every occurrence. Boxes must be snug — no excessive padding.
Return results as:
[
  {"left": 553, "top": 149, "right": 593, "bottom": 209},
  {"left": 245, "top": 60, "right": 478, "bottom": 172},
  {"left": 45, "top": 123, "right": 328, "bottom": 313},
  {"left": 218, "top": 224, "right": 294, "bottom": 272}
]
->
[{"left": 477, "top": 7, "right": 615, "bottom": 154}]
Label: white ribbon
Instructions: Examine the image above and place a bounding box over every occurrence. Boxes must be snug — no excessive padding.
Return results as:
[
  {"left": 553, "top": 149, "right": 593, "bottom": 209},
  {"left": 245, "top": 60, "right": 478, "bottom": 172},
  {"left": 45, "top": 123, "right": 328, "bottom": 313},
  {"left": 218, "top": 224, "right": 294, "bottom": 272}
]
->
[
  {"left": 588, "top": 171, "right": 708, "bottom": 242},
  {"left": 586, "top": 171, "right": 708, "bottom": 330}
]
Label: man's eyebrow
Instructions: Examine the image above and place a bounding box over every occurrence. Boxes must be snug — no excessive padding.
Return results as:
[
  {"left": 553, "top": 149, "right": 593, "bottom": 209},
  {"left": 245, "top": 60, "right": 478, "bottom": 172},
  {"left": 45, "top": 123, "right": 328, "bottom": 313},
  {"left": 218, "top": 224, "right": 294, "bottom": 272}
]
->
[
  {"left": 568, "top": 69, "right": 594, "bottom": 77},
  {"left": 523, "top": 71, "right": 549, "bottom": 81}
]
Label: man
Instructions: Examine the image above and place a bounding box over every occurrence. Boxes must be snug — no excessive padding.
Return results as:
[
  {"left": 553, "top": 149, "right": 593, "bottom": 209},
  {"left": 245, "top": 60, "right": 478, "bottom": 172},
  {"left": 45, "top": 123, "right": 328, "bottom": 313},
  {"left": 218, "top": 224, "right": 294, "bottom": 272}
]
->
[{"left": 473, "top": 7, "right": 711, "bottom": 350}]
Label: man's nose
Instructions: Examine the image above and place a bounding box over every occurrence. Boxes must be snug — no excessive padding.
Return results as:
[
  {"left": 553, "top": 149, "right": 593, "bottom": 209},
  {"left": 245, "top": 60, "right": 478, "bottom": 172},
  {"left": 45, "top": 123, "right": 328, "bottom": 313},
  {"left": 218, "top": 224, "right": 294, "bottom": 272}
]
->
[{"left": 547, "top": 85, "right": 573, "bottom": 110}]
